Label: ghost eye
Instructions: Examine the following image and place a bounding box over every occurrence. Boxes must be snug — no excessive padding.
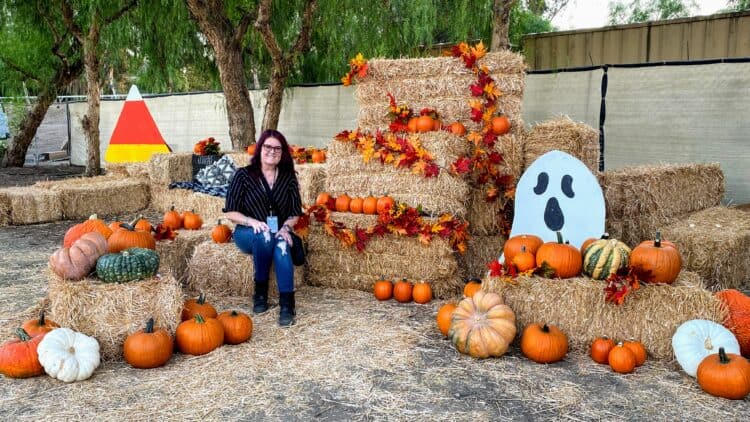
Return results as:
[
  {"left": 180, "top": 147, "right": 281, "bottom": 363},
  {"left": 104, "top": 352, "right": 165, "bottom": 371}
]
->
[
  {"left": 561, "top": 175, "right": 574, "bottom": 198},
  {"left": 533, "top": 172, "right": 549, "bottom": 195}
]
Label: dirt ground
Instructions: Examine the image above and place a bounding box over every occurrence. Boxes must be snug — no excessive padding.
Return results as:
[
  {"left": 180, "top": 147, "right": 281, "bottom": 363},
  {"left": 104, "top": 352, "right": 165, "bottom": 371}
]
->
[{"left": 0, "top": 168, "right": 749, "bottom": 420}]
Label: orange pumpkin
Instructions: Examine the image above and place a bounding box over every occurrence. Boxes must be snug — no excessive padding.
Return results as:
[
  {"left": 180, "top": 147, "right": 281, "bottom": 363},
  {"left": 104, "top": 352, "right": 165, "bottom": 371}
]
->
[
  {"left": 490, "top": 115, "right": 511, "bottom": 136},
  {"left": 315, "top": 193, "right": 335, "bottom": 210},
  {"left": 503, "top": 234, "right": 543, "bottom": 264},
  {"left": 393, "top": 279, "right": 413, "bottom": 303},
  {"left": 512, "top": 246, "right": 536, "bottom": 272},
  {"left": 63, "top": 214, "right": 113, "bottom": 247},
  {"left": 0, "top": 328, "right": 46, "bottom": 378},
  {"left": 623, "top": 340, "right": 647, "bottom": 366},
  {"left": 335, "top": 194, "right": 352, "bottom": 213},
  {"left": 412, "top": 282, "right": 432, "bottom": 304},
  {"left": 349, "top": 197, "right": 364, "bottom": 214},
  {"left": 373, "top": 278, "right": 393, "bottom": 301},
  {"left": 407, "top": 117, "right": 419, "bottom": 133},
  {"left": 580, "top": 233, "right": 609, "bottom": 255},
  {"left": 629, "top": 230, "right": 681, "bottom": 284},
  {"left": 590, "top": 336, "right": 616, "bottom": 364},
  {"left": 432, "top": 119, "right": 442, "bottom": 131},
  {"left": 211, "top": 219, "right": 233, "bottom": 243},
  {"left": 108, "top": 224, "right": 156, "bottom": 253},
  {"left": 217, "top": 310, "right": 253, "bottom": 345},
  {"left": 416, "top": 115, "right": 434, "bottom": 133},
  {"left": 447, "top": 122, "right": 466, "bottom": 136},
  {"left": 362, "top": 196, "right": 378, "bottom": 215},
  {"left": 696, "top": 347, "right": 750, "bottom": 400},
  {"left": 181, "top": 293, "right": 218, "bottom": 321},
  {"left": 109, "top": 221, "right": 125, "bottom": 232},
  {"left": 311, "top": 149, "right": 326, "bottom": 164},
  {"left": 520, "top": 323, "right": 569, "bottom": 364},
  {"left": 608, "top": 342, "right": 636, "bottom": 374},
  {"left": 376, "top": 196, "right": 395, "bottom": 214},
  {"left": 436, "top": 302, "right": 457, "bottom": 337},
  {"left": 134, "top": 215, "right": 152, "bottom": 233},
  {"left": 535, "top": 232, "right": 582, "bottom": 278},
  {"left": 175, "top": 314, "right": 224, "bottom": 356},
  {"left": 123, "top": 318, "right": 173, "bottom": 369},
  {"left": 182, "top": 210, "right": 203, "bottom": 230},
  {"left": 163, "top": 205, "right": 183, "bottom": 230},
  {"left": 715, "top": 289, "right": 750, "bottom": 357},
  {"left": 21, "top": 310, "right": 60, "bottom": 337},
  {"left": 463, "top": 278, "right": 482, "bottom": 298}
]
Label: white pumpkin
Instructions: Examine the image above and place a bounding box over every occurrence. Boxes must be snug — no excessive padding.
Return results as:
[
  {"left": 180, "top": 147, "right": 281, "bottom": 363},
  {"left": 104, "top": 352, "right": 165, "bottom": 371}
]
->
[
  {"left": 672, "top": 319, "right": 740, "bottom": 377},
  {"left": 37, "top": 328, "right": 100, "bottom": 382}
]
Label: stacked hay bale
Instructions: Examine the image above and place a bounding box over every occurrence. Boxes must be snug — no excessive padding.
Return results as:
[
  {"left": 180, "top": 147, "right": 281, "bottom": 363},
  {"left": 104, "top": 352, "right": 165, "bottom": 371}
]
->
[
  {"left": 598, "top": 163, "right": 725, "bottom": 246},
  {"left": 523, "top": 116, "right": 600, "bottom": 173},
  {"left": 484, "top": 271, "right": 725, "bottom": 359},
  {"left": 0, "top": 186, "right": 62, "bottom": 226},
  {"left": 662, "top": 206, "right": 750, "bottom": 289},
  {"left": 35, "top": 176, "right": 150, "bottom": 220},
  {"left": 156, "top": 227, "right": 214, "bottom": 282}
]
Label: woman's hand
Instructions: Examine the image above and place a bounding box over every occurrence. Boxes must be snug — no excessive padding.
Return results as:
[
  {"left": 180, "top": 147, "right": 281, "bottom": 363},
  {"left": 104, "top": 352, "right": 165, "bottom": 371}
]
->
[
  {"left": 247, "top": 218, "right": 270, "bottom": 233},
  {"left": 277, "top": 225, "right": 293, "bottom": 246}
]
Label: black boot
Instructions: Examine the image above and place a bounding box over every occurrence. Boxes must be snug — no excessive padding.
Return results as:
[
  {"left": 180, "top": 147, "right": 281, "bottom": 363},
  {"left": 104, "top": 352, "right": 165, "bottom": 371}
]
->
[
  {"left": 253, "top": 281, "right": 269, "bottom": 314},
  {"left": 278, "top": 292, "right": 296, "bottom": 327}
]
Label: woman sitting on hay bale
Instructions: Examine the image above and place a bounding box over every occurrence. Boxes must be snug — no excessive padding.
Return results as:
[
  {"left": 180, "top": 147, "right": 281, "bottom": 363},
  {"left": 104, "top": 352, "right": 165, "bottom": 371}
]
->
[{"left": 223, "top": 129, "right": 303, "bottom": 327}]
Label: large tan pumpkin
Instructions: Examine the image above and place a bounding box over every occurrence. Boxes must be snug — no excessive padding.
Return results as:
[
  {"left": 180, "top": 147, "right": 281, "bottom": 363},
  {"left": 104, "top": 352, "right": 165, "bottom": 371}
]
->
[
  {"left": 448, "top": 290, "right": 516, "bottom": 358},
  {"left": 49, "top": 232, "right": 108, "bottom": 280}
]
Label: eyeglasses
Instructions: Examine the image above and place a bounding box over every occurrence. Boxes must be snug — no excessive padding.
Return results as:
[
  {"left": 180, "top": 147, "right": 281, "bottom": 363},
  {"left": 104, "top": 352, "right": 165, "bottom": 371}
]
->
[{"left": 262, "top": 145, "right": 283, "bottom": 154}]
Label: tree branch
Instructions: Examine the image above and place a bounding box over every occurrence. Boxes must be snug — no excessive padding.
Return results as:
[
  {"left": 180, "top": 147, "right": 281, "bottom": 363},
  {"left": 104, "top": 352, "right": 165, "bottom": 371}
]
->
[
  {"left": 254, "top": 0, "right": 283, "bottom": 64},
  {"left": 104, "top": 0, "right": 139, "bottom": 26},
  {"left": 60, "top": 0, "right": 84, "bottom": 43},
  {"left": 0, "top": 56, "right": 41, "bottom": 83},
  {"left": 233, "top": 6, "right": 258, "bottom": 46},
  {"left": 288, "top": 0, "right": 317, "bottom": 62}
]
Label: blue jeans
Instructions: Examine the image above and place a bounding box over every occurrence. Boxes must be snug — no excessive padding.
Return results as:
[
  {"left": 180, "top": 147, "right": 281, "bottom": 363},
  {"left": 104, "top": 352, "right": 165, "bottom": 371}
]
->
[{"left": 233, "top": 225, "right": 295, "bottom": 293}]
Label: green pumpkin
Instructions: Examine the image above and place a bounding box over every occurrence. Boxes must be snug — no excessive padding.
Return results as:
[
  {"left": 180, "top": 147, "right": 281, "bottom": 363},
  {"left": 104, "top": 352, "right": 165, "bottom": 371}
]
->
[
  {"left": 583, "top": 238, "right": 631, "bottom": 280},
  {"left": 96, "top": 247, "right": 160, "bottom": 283}
]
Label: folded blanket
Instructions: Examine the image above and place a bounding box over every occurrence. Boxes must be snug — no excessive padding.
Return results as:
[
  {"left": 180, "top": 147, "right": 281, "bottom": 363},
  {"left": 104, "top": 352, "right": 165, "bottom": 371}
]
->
[{"left": 169, "top": 181, "right": 228, "bottom": 198}]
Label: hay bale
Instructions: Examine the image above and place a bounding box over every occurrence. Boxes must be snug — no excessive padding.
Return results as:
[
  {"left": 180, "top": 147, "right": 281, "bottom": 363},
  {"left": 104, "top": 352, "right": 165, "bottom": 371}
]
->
[
  {"left": 296, "top": 163, "right": 326, "bottom": 206},
  {"left": 484, "top": 271, "right": 725, "bottom": 360},
  {"left": 458, "top": 235, "right": 506, "bottom": 280},
  {"left": 33, "top": 174, "right": 122, "bottom": 189},
  {"left": 523, "top": 116, "right": 600, "bottom": 173},
  {"left": 0, "top": 187, "right": 62, "bottom": 225},
  {"left": 225, "top": 151, "right": 251, "bottom": 168},
  {"left": 149, "top": 152, "right": 193, "bottom": 186},
  {"left": 185, "top": 240, "right": 304, "bottom": 299},
  {"left": 662, "top": 206, "right": 750, "bottom": 290},
  {"left": 364, "top": 50, "right": 526, "bottom": 80},
  {"left": 156, "top": 228, "right": 213, "bottom": 282},
  {"left": 149, "top": 186, "right": 225, "bottom": 221},
  {"left": 47, "top": 272, "right": 183, "bottom": 361},
  {"left": 305, "top": 213, "right": 462, "bottom": 298},
  {"left": 104, "top": 162, "right": 150, "bottom": 180},
  {"left": 52, "top": 178, "right": 150, "bottom": 219},
  {"left": 466, "top": 187, "right": 509, "bottom": 236}
]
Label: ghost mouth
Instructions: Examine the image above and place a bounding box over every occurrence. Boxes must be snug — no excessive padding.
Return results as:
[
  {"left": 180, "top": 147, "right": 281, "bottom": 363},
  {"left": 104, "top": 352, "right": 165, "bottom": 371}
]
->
[{"left": 544, "top": 197, "right": 564, "bottom": 231}]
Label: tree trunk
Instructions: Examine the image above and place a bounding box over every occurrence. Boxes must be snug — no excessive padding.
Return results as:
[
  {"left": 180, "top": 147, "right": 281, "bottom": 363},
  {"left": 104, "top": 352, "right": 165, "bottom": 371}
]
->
[
  {"left": 262, "top": 65, "right": 289, "bottom": 130},
  {"left": 2, "top": 61, "right": 83, "bottom": 168},
  {"left": 186, "top": 0, "right": 256, "bottom": 150},
  {"left": 491, "top": 0, "right": 516, "bottom": 51},
  {"left": 82, "top": 24, "right": 103, "bottom": 177}
]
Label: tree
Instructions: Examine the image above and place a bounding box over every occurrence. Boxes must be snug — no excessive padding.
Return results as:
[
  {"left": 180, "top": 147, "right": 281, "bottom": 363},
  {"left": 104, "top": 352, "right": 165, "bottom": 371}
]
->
[
  {"left": 492, "top": 0, "right": 517, "bottom": 50},
  {"left": 609, "top": 0, "right": 698, "bottom": 25},
  {"left": 724, "top": 0, "right": 750, "bottom": 11},
  {"left": 525, "top": 0, "right": 571, "bottom": 20}
]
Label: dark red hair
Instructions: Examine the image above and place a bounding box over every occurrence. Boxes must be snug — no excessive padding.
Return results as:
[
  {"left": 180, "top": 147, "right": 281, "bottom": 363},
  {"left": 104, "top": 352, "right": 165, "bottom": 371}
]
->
[{"left": 248, "top": 129, "right": 296, "bottom": 178}]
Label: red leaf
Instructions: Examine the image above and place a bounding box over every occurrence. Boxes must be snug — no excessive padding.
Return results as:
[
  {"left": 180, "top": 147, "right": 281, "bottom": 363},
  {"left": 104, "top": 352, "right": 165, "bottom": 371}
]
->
[
  {"left": 470, "top": 108, "right": 484, "bottom": 122},
  {"left": 488, "top": 260, "right": 504, "bottom": 277},
  {"left": 450, "top": 157, "right": 472, "bottom": 175},
  {"left": 470, "top": 83, "right": 484, "bottom": 97}
]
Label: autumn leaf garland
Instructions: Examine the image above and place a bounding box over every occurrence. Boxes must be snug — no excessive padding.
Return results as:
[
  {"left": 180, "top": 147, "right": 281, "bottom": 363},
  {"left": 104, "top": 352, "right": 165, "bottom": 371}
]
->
[{"left": 341, "top": 53, "right": 369, "bottom": 86}]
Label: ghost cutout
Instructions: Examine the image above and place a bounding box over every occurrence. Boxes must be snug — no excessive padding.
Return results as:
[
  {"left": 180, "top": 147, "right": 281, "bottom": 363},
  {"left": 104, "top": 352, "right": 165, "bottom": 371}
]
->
[{"left": 508, "top": 150, "right": 605, "bottom": 253}]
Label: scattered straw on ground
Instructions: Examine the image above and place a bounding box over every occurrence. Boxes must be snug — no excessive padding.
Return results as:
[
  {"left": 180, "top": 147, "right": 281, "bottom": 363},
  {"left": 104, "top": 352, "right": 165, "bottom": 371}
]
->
[
  {"left": 484, "top": 271, "right": 725, "bottom": 360},
  {"left": 0, "top": 186, "right": 62, "bottom": 224},
  {"left": 662, "top": 206, "right": 750, "bottom": 290},
  {"left": 523, "top": 116, "right": 600, "bottom": 173}
]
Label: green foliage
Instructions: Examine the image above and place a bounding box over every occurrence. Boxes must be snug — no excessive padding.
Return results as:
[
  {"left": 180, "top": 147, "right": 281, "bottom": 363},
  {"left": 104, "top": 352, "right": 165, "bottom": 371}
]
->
[
  {"left": 724, "top": 0, "right": 750, "bottom": 11},
  {"left": 608, "top": 0, "right": 698, "bottom": 25}
]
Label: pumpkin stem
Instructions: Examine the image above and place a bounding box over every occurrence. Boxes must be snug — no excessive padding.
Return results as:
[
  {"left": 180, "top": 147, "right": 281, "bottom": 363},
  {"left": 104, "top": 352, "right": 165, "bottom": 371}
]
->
[
  {"left": 718, "top": 347, "right": 730, "bottom": 364},
  {"left": 89, "top": 214, "right": 99, "bottom": 220},
  {"left": 601, "top": 233, "right": 610, "bottom": 239},
  {"left": 128, "top": 215, "right": 141, "bottom": 227},
  {"left": 555, "top": 231, "right": 564, "bottom": 244},
  {"left": 655, "top": 230, "right": 662, "bottom": 247},
  {"left": 466, "top": 277, "right": 481, "bottom": 285},
  {"left": 542, "top": 324, "right": 550, "bottom": 333},
  {"left": 231, "top": 310, "right": 238, "bottom": 317},
  {"left": 197, "top": 292, "right": 206, "bottom": 304},
  {"left": 120, "top": 223, "right": 136, "bottom": 232},
  {"left": 15, "top": 327, "right": 32, "bottom": 342},
  {"left": 145, "top": 318, "right": 155, "bottom": 333},
  {"left": 38, "top": 309, "right": 46, "bottom": 326},
  {"left": 194, "top": 313, "right": 206, "bottom": 324}
]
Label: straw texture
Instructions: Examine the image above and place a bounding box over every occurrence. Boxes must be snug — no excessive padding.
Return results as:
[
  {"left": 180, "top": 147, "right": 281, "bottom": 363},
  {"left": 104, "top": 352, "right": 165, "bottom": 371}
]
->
[
  {"left": 365, "top": 50, "right": 526, "bottom": 80},
  {"left": 47, "top": 272, "right": 183, "bottom": 361},
  {"left": 523, "top": 116, "right": 600, "bottom": 173},
  {"left": 0, "top": 186, "right": 62, "bottom": 225},
  {"left": 149, "top": 152, "right": 193, "bottom": 186},
  {"left": 49, "top": 178, "right": 150, "bottom": 219},
  {"left": 156, "top": 228, "right": 213, "bottom": 282},
  {"left": 484, "top": 271, "right": 725, "bottom": 360},
  {"left": 459, "top": 235, "right": 506, "bottom": 280},
  {"left": 149, "top": 186, "right": 225, "bottom": 221},
  {"left": 296, "top": 163, "right": 326, "bottom": 206},
  {"left": 105, "top": 162, "right": 150, "bottom": 180}
]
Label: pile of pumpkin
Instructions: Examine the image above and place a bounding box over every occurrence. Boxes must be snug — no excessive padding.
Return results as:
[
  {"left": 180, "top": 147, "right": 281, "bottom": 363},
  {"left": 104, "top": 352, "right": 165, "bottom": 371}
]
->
[
  {"left": 315, "top": 192, "right": 395, "bottom": 215},
  {"left": 401, "top": 114, "right": 510, "bottom": 138},
  {"left": 372, "top": 278, "right": 433, "bottom": 304}
]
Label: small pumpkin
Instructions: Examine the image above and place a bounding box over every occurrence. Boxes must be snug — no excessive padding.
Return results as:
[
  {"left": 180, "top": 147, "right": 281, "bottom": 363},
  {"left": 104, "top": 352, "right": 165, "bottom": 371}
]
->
[
  {"left": 393, "top": 279, "right": 413, "bottom": 303},
  {"left": 696, "top": 347, "right": 750, "bottom": 400},
  {"left": 335, "top": 194, "right": 351, "bottom": 213},
  {"left": 163, "top": 205, "right": 183, "bottom": 230},
  {"left": 436, "top": 302, "right": 457, "bottom": 337},
  {"left": 416, "top": 115, "right": 434, "bottom": 133},
  {"left": 107, "top": 223, "right": 156, "bottom": 253},
  {"left": 123, "top": 318, "right": 173, "bottom": 369},
  {"left": 629, "top": 230, "right": 682, "bottom": 284},
  {"left": 182, "top": 210, "right": 203, "bottom": 230},
  {"left": 362, "top": 196, "right": 378, "bottom": 215},
  {"left": 349, "top": 197, "right": 364, "bottom": 214},
  {"left": 535, "top": 232, "right": 582, "bottom": 278},
  {"left": 590, "top": 336, "right": 616, "bottom": 364},
  {"left": 520, "top": 323, "right": 569, "bottom": 364},
  {"left": 0, "top": 328, "right": 46, "bottom": 378},
  {"left": 503, "top": 234, "right": 543, "bottom": 264},
  {"left": 582, "top": 237, "right": 631, "bottom": 280},
  {"left": 715, "top": 289, "right": 750, "bottom": 357},
  {"left": 449, "top": 291, "right": 516, "bottom": 358},
  {"left": 63, "top": 214, "right": 113, "bottom": 247},
  {"left": 181, "top": 293, "right": 218, "bottom": 321},
  {"left": 376, "top": 196, "right": 395, "bottom": 214},
  {"left": 246, "top": 143, "right": 256, "bottom": 155},
  {"left": 463, "top": 278, "right": 482, "bottom": 298},
  {"left": 490, "top": 115, "right": 511, "bottom": 136},
  {"left": 407, "top": 117, "right": 418, "bottom": 133},
  {"left": 134, "top": 215, "right": 152, "bottom": 233},
  {"left": 50, "top": 231, "right": 109, "bottom": 280},
  {"left": 21, "top": 310, "right": 60, "bottom": 337},
  {"left": 175, "top": 314, "right": 224, "bottom": 355},
  {"left": 412, "top": 282, "right": 432, "bottom": 304},
  {"left": 373, "top": 278, "right": 393, "bottom": 301},
  {"left": 608, "top": 342, "right": 637, "bottom": 374},
  {"left": 37, "top": 327, "right": 100, "bottom": 382},
  {"left": 512, "top": 246, "right": 536, "bottom": 272},
  {"left": 672, "top": 319, "right": 741, "bottom": 377},
  {"left": 109, "top": 221, "right": 125, "bottom": 232},
  {"left": 96, "top": 248, "right": 160, "bottom": 283},
  {"left": 211, "top": 219, "right": 233, "bottom": 243},
  {"left": 623, "top": 340, "right": 647, "bottom": 366},
  {"left": 447, "top": 122, "right": 466, "bottom": 136},
  {"left": 311, "top": 149, "right": 326, "bottom": 164},
  {"left": 217, "top": 310, "right": 253, "bottom": 345}
]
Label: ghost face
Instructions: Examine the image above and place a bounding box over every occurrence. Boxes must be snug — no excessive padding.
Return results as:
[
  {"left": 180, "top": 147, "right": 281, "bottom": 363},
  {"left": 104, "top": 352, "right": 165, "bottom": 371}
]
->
[{"left": 509, "top": 150, "right": 605, "bottom": 250}]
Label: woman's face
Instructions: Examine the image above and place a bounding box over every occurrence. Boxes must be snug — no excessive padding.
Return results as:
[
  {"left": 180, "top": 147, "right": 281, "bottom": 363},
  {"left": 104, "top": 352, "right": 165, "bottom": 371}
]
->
[{"left": 261, "top": 137, "right": 283, "bottom": 167}]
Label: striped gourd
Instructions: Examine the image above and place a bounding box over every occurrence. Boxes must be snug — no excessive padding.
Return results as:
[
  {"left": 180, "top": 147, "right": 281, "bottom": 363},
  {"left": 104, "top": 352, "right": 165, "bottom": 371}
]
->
[
  {"left": 96, "top": 247, "right": 160, "bottom": 283},
  {"left": 582, "top": 238, "right": 631, "bottom": 280}
]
